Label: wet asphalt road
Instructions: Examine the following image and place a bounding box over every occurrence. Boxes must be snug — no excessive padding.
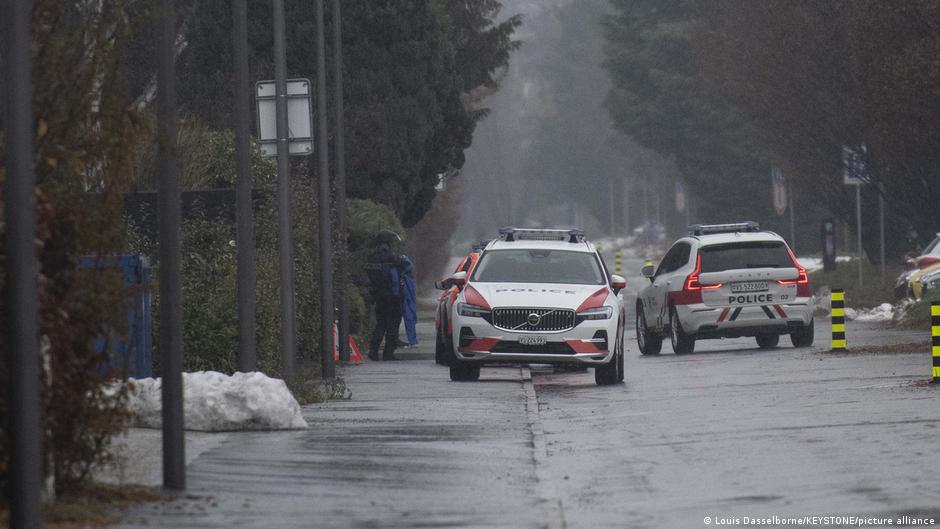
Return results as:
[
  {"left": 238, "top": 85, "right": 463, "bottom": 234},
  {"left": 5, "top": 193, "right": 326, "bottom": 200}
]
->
[{"left": 114, "top": 252, "right": 940, "bottom": 529}]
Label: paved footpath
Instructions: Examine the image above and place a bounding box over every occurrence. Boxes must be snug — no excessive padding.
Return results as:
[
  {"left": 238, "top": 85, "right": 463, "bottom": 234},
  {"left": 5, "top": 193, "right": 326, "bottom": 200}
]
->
[{"left": 113, "top": 321, "right": 559, "bottom": 529}]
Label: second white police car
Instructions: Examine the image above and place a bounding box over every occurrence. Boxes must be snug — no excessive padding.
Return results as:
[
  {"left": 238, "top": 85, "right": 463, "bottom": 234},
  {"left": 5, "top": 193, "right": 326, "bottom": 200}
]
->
[
  {"left": 636, "top": 222, "right": 815, "bottom": 355},
  {"left": 444, "top": 228, "right": 627, "bottom": 385}
]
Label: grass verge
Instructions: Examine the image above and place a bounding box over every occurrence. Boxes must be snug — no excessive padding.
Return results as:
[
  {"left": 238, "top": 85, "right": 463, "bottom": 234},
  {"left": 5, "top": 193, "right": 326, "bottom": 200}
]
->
[
  {"left": 808, "top": 258, "right": 896, "bottom": 308},
  {"left": 286, "top": 361, "right": 350, "bottom": 405}
]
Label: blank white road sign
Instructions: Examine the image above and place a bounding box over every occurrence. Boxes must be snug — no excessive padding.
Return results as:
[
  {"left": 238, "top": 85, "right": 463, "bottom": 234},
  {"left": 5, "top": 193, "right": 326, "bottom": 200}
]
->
[{"left": 256, "top": 78, "right": 313, "bottom": 157}]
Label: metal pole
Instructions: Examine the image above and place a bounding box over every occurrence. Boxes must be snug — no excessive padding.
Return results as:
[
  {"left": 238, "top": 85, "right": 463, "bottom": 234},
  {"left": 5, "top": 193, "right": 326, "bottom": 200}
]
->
[
  {"left": 879, "top": 184, "right": 886, "bottom": 279},
  {"left": 157, "top": 0, "right": 185, "bottom": 491},
  {"left": 608, "top": 176, "right": 615, "bottom": 235},
  {"left": 4, "top": 0, "right": 43, "bottom": 525},
  {"left": 233, "top": 0, "right": 256, "bottom": 372},
  {"left": 622, "top": 178, "right": 630, "bottom": 234},
  {"left": 332, "top": 0, "right": 350, "bottom": 362},
  {"left": 316, "top": 0, "right": 335, "bottom": 379},
  {"left": 273, "top": 0, "right": 296, "bottom": 380},
  {"left": 789, "top": 182, "right": 796, "bottom": 252},
  {"left": 856, "top": 184, "right": 863, "bottom": 288}
]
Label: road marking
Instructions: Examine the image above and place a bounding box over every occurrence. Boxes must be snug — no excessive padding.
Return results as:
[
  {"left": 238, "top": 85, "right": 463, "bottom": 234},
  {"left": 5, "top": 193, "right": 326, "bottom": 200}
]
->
[{"left": 521, "top": 366, "right": 566, "bottom": 529}]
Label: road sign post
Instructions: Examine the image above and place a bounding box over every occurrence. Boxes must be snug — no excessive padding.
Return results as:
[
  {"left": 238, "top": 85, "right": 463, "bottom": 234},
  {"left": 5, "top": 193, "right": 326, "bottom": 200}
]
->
[
  {"left": 843, "top": 146, "right": 867, "bottom": 289},
  {"left": 270, "top": 0, "right": 298, "bottom": 381}
]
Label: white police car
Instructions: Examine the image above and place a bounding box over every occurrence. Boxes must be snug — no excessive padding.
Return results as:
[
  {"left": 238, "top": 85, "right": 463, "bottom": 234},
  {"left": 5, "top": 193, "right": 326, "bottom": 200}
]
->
[
  {"left": 636, "top": 222, "right": 815, "bottom": 354},
  {"left": 445, "top": 228, "right": 627, "bottom": 385}
]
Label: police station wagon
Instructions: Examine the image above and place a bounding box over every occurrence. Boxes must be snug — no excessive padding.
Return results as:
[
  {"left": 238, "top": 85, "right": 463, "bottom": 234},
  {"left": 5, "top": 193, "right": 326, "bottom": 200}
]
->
[{"left": 636, "top": 222, "right": 815, "bottom": 355}]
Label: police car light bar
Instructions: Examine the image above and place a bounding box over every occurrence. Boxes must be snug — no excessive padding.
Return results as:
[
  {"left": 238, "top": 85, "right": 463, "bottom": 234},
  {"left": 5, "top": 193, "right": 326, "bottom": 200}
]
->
[
  {"left": 498, "top": 227, "right": 585, "bottom": 243},
  {"left": 688, "top": 221, "right": 760, "bottom": 236}
]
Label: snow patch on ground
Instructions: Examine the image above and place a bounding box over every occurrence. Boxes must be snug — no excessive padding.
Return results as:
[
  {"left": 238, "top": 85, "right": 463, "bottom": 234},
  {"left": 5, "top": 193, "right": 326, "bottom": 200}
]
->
[
  {"left": 124, "top": 371, "right": 308, "bottom": 431},
  {"left": 845, "top": 303, "right": 898, "bottom": 322},
  {"left": 797, "top": 256, "right": 854, "bottom": 273}
]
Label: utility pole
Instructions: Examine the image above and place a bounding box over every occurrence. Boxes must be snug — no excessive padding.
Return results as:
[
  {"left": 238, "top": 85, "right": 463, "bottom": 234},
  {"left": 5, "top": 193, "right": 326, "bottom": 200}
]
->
[
  {"left": 788, "top": 182, "right": 796, "bottom": 252},
  {"left": 4, "top": 0, "right": 43, "bottom": 525},
  {"left": 856, "top": 184, "right": 864, "bottom": 288},
  {"left": 608, "top": 176, "right": 615, "bottom": 235},
  {"left": 316, "top": 0, "right": 335, "bottom": 378},
  {"left": 157, "top": 0, "right": 185, "bottom": 491},
  {"left": 273, "top": 0, "right": 297, "bottom": 380},
  {"left": 233, "top": 0, "right": 256, "bottom": 372},
  {"left": 622, "top": 178, "right": 631, "bottom": 234},
  {"left": 879, "top": 183, "right": 886, "bottom": 279},
  {"left": 332, "top": 0, "right": 350, "bottom": 361}
]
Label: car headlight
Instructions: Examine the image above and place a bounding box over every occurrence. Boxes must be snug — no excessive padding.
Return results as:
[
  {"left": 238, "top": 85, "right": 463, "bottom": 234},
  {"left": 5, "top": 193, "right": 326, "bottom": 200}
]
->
[
  {"left": 458, "top": 303, "right": 491, "bottom": 318},
  {"left": 577, "top": 306, "right": 613, "bottom": 320}
]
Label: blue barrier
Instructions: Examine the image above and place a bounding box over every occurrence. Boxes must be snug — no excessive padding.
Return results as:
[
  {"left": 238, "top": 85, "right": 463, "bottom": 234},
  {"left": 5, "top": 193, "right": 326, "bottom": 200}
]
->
[{"left": 78, "top": 255, "right": 153, "bottom": 378}]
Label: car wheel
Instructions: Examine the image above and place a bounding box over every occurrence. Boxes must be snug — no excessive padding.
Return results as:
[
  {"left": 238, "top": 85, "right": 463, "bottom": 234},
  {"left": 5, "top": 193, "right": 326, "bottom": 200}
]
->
[
  {"left": 636, "top": 304, "right": 662, "bottom": 355},
  {"left": 790, "top": 318, "right": 815, "bottom": 348},
  {"left": 617, "top": 334, "right": 625, "bottom": 382},
  {"left": 434, "top": 327, "right": 445, "bottom": 365},
  {"left": 449, "top": 362, "right": 480, "bottom": 382},
  {"left": 755, "top": 334, "right": 780, "bottom": 349},
  {"left": 669, "top": 306, "right": 695, "bottom": 355},
  {"left": 594, "top": 359, "right": 617, "bottom": 385}
]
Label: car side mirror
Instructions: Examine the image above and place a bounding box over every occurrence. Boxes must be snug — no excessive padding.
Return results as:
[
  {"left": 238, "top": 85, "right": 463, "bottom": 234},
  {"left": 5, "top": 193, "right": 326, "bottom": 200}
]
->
[
  {"left": 451, "top": 271, "right": 467, "bottom": 289},
  {"left": 610, "top": 274, "right": 626, "bottom": 294},
  {"left": 641, "top": 262, "right": 656, "bottom": 282}
]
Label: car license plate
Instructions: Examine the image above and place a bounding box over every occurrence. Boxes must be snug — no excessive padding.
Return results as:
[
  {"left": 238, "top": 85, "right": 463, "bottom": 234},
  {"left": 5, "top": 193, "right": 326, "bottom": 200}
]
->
[
  {"left": 519, "top": 335, "right": 547, "bottom": 346},
  {"left": 731, "top": 281, "right": 769, "bottom": 293}
]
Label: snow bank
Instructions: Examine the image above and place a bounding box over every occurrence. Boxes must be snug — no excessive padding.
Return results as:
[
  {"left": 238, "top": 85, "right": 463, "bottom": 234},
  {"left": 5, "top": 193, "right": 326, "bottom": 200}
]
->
[
  {"left": 124, "top": 371, "right": 308, "bottom": 431},
  {"left": 844, "top": 303, "right": 895, "bottom": 323}
]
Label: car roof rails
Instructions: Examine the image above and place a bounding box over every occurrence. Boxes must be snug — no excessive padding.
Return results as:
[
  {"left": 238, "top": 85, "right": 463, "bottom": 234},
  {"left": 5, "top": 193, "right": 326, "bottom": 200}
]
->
[
  {"left": 497, "top": 227, "right": 585, "bottom": 243},
  {"left": 471, "top": 239, "right": 492, "bottom": 252},
  {"left": 688, "top": 221, "right": 761, "bottom": 236}
]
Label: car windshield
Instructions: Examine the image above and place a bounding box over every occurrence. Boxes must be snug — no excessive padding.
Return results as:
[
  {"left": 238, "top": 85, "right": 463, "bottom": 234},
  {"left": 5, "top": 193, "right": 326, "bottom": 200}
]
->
[
  {"left": 924, "top": 235, "right": 940, "bottom": 256},
  {"left": 699, "top": 241, "right": 794, "bottom": 273},
  {"left": 471, "top": 249, "right": 605, "bottom": 285}
]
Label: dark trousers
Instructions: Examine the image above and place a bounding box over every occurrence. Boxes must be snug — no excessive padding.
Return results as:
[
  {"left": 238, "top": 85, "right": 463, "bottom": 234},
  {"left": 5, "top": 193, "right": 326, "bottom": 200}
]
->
[{"left": 369, "top": 300, "right": 402, "bottom": 358}]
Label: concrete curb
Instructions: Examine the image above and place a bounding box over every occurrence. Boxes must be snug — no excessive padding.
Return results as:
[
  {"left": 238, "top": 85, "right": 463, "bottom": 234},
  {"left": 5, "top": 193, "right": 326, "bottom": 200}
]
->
[{"left": 521, "top": 365, "right": 567, "bottom": 529}]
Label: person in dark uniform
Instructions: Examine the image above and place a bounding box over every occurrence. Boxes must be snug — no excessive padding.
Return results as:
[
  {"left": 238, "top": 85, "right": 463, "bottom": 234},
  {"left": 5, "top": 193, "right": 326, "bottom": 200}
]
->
[{"left": 365, "top": 229, "right": 406, "bottom": 361}]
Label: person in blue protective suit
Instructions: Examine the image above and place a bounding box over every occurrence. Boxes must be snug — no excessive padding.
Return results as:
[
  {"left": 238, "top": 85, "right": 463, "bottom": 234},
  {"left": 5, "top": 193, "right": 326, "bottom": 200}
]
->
[
  {"left": 391, "top": 255, "right": 418, "bottom": 348},
  {"left": 364, "top": 229, "right": 407, "bottom": 361}
]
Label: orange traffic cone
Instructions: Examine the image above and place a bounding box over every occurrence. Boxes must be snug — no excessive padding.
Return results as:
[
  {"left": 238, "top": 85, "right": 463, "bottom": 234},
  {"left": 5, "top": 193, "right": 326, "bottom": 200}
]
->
[{"left": 333, "top": 322, "right": 364, "bottom": 363}]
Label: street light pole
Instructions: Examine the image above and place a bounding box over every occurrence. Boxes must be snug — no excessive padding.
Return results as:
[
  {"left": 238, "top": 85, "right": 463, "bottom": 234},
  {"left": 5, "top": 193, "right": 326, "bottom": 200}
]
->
[
  {"left": 332, "top": 0, "right": 350, "bottom": 362},
  {"left": 4, "top": 0, "right": 44, "bottom": 526},
  {"left": 273, "top": 0, "right": 297, "bottom": 380},
  {"left": 233, "top": 0, "right": 257, "bottom": 372},
  {"left": 156, "top": 0, "right": 185, "bottom": 491},
  {"left": 316, "top": 0, "right": 335, "bottom": 378}
]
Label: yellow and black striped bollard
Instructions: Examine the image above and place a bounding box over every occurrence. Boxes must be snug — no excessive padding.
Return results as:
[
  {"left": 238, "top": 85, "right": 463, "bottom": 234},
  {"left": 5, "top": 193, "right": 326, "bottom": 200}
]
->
[
  {"left": 932, "top": 302, "right": 940, "bottom": 383},
  {"left": 830, "top": 288, "right": 846, "bottom": 351},
  {"left": 614, "top": 250, "right": 622, "bottom": 275}
]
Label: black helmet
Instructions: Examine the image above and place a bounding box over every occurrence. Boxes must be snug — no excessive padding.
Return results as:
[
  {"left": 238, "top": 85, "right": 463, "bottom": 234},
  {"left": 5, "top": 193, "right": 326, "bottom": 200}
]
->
[{"left": 375, "top": 229, "right": 402, "bottom": 245}]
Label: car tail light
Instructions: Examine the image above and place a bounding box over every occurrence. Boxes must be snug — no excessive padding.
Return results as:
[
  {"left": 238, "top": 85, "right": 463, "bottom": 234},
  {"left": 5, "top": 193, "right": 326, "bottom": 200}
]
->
[
  {"left": 672, "top": 255, "right": 719, "bottom": 304},
  {"left": 779, "top": 248, "right": 812, "bottom": 297},
  {"left": 463, "top": 284, "right": 491, "bottom": 311},
  {"left": 917, "top": 256, "right": 940, "bottom": 268}
]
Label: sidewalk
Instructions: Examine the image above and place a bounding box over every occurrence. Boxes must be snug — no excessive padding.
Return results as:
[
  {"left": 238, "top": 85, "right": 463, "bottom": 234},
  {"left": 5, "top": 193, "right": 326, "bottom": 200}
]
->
[{"left": 112, "top": 321, "right": 552, "bottom": 529}]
